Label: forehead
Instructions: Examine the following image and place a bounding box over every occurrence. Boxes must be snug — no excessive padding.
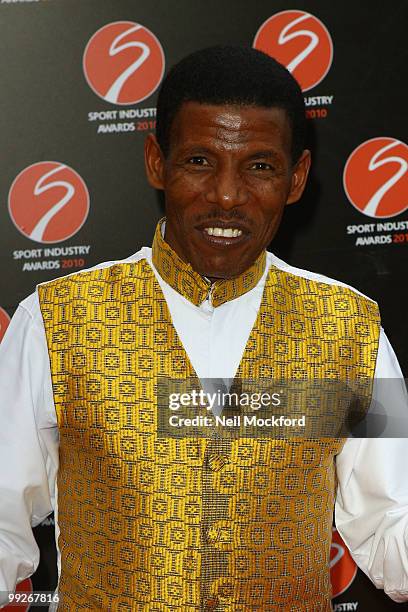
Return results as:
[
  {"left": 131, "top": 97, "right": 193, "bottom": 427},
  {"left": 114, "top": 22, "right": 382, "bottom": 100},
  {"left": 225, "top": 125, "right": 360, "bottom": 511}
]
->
[{"left": 168, "top": 102, "right": 292, "bottom": 155}]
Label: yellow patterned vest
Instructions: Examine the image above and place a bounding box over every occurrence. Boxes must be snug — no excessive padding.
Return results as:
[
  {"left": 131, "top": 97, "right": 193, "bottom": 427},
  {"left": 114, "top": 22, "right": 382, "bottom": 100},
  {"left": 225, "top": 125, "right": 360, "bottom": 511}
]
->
[{"left": 38, "top": 226, "right": 380, "bottom": 611}]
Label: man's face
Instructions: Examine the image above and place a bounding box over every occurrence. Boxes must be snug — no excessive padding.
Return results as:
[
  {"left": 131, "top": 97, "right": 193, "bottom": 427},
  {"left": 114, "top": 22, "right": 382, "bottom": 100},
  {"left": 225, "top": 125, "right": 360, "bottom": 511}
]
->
[{"left": 145, "top": 102, "right": 310, "bottom": 279}]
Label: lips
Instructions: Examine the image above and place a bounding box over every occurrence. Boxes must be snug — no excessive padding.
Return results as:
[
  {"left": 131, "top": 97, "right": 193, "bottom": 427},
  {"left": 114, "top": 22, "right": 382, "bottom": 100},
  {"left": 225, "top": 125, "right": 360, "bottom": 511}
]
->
[
  {"left": 204, "top": 227, "right": 242, "bottom": 237},
  {"left": 195, "top": 220, "right": 250, "bottom": 234},
  {"left": 195, "top": 223, "right": 249, "bottom": 248}
]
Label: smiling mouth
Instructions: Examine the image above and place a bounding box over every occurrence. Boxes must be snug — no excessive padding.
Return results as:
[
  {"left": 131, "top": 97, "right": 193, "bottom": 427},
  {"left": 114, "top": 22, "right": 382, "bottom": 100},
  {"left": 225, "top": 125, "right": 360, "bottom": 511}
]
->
[
  {"left": 204, "top": 227, "right": 242, "bottom": 237},
  {"left": 197, "top": 225, "right": 248, "bottom": 247}
]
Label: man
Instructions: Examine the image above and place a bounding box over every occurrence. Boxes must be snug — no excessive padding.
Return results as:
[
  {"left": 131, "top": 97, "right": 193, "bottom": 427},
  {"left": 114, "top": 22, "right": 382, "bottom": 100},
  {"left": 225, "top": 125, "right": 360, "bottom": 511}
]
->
[{"left": 0, "top": 46, "right": 407, "bottom": 611}]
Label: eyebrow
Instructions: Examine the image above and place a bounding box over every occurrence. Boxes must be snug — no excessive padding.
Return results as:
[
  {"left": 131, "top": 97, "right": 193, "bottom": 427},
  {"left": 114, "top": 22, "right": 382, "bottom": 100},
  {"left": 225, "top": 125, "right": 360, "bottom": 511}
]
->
[
  {"left": 178, "top": 147, "right": 283, "bottom": 161},
  {"left": 245, "top": 150, "right": 283, "bottom": 162},
  {"left": 178, "top": 146, "right": 215, "bottom": 157}
]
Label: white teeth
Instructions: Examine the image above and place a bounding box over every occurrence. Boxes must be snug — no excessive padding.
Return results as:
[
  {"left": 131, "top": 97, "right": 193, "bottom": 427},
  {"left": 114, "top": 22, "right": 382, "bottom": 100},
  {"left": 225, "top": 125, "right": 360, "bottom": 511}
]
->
[{"left": 204, "top": 227, "right": 243, "bottom": 238}]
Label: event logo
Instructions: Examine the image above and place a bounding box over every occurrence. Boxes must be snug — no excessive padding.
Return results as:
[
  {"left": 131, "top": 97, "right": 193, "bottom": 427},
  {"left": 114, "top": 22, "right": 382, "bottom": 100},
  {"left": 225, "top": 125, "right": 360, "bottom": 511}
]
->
[
  {"left": 8, "top": 162, "right": 90, "bottom": 244},
  {"left": 253, "top": 10, "right": 333, "bottom": 92},
  {"left": 344, "top": 137, "right": 408, "bottom": 219},
  {"left": 83, "top": 21, "right": 165, "bottom": 105},
  {"left": 330, "top": 528, "right": 357, "bottom": 598},
  {"left": 0, "top": 307, "right": 10, "bottom": 344}
]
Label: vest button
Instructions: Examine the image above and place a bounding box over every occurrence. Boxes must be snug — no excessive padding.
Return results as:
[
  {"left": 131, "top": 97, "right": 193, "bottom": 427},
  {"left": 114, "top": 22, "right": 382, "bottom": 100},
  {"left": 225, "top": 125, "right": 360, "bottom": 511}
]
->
[
  {"left": 205, "top": 597, "right": 219, "bottom": 610},
  {"left": 206, "top": 453, "right": 229, "bottom": 471}
]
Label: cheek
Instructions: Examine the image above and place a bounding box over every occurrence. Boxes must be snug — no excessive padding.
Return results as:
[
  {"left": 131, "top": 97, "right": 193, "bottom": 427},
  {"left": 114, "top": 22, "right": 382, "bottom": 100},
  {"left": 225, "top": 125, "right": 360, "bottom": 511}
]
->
[
  {"left": 247, "top": 177, "right": 290, "bottom": 207},
  {"left": 260, "top": 179, "right": 291, "bottom": 207},
  {"left": 255, "top": 197, "right": 286, "bottom": 222},
  {"left": 165, "top": 176, "right": 204, "bottom": 214},
  {"left": 254, "top": 204, "right": 286, "bottom": 242}
]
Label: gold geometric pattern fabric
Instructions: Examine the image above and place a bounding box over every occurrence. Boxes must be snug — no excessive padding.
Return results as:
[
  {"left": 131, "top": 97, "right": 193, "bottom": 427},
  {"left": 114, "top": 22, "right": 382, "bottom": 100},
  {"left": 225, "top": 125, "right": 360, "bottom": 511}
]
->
[
  {"left": 37, "top": 252, "right": 380, "bottom": 611},
  {"left": 151, "top": 218, "right": 266, "bottom": 307},
  {"left": 239, "top": 268, "right": 381, "bottom": 381}
]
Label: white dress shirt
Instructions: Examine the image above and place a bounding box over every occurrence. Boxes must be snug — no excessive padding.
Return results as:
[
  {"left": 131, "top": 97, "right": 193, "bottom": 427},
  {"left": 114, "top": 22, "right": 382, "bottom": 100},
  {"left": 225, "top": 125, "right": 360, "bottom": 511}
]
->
[{"left": 0, "top": 247, "right": 408, "bottom": 606}]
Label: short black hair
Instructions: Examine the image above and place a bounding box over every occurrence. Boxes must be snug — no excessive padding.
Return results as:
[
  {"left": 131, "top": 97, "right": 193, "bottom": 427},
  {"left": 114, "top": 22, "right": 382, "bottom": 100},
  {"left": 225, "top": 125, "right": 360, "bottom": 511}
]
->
[{"left": 156, "top": 45, "right": 306, "bottom": 165}]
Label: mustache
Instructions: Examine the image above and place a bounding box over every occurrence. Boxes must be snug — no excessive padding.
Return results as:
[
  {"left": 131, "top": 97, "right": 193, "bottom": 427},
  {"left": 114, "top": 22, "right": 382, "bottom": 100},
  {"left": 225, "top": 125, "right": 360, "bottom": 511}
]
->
[{"left": 192, "top": 208, "right": 253, "bottom": 226}]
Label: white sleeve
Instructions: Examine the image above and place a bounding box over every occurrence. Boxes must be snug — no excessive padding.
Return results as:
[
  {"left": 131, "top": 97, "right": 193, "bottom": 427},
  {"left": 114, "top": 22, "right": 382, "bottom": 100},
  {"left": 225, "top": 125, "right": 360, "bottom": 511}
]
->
[
  {"left": 335, "top": 328, "right": 408, "bottom": 602},
  {"left": 0, "top": 292, "right": 58, "bottom": 606}
]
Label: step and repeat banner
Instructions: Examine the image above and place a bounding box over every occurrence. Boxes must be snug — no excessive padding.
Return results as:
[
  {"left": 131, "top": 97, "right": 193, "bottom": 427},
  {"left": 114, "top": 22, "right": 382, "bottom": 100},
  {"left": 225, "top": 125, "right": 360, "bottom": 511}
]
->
[{"left": 0, "top": 0, "right": 407, "bottom": 610}]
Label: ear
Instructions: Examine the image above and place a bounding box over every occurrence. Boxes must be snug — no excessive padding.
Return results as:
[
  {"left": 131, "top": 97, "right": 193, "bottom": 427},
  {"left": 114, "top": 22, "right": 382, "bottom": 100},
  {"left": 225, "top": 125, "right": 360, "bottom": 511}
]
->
[
  {"left": 286, "top": 149, "right": 311, "bottom": 205},
  {"left": 144, "top": 133, "right": 165, "bottom": 190}
]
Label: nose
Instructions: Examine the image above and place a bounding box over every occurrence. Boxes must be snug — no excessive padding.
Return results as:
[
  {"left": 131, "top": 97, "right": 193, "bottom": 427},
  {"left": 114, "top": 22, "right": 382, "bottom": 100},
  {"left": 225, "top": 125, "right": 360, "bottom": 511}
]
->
[{"left": 205, "top": 164, "right": 248, "bottom": 209}]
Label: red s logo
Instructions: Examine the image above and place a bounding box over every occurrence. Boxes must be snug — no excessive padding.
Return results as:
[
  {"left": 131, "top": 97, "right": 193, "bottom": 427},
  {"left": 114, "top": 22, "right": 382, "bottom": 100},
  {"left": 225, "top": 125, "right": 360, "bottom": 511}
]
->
[
  {"left": 0, "top": 307, "right": 11, "bottom": 344},
  {"left": 344, "top": 137, "right": 408, "bottom": 218},
  {"left": 83, "top": 21, "right": 165, "bottom": 105},
  {"left": 8, "top": 162, "right": 90, "bottom": 244},
  {"left": 330, "top": 528, "right": 358, "bottom": 598},
  {"left": 253, "top": 10, "right": 333, "bottom": 91}
]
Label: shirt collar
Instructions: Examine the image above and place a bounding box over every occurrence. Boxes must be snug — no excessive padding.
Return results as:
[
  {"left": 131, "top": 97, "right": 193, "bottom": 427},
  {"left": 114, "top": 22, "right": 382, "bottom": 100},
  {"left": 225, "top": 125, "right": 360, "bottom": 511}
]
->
[{"left": 151, "top": 218, "right": 266, "bottom": 308}]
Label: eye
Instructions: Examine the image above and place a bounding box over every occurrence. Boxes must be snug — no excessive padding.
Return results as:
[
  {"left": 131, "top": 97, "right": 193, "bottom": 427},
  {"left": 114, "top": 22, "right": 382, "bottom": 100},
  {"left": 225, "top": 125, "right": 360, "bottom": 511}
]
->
[
  {"left": 250, "top": 162, "right": 274, "bottom": 171},
  {"left": 187, "top": 156, "right": 210, "bottom": 166}
]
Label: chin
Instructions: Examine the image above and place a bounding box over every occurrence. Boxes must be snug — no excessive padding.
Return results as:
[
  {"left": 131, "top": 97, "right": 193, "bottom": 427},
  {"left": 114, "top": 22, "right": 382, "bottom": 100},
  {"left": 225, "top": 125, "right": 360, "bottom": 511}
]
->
[{"left": 192, "top": 252, "right": 249, "bottom": 280}]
